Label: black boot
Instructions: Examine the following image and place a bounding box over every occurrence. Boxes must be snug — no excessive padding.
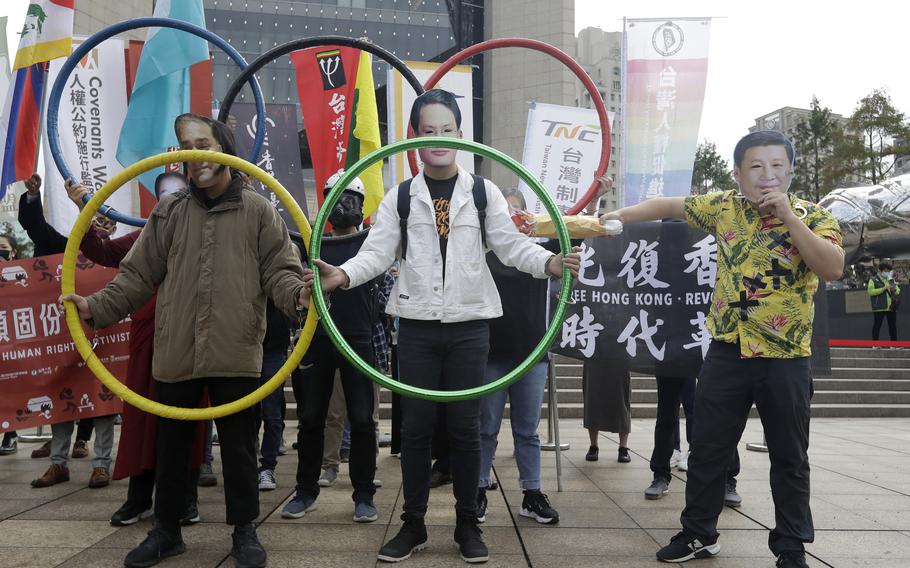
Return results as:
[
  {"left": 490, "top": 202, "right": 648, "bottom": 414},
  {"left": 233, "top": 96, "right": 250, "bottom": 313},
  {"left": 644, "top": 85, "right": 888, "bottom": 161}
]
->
[
  {"left": 231, "top": 523, "right": 267, "bottom": 568},
  {"left": 378, "top": 514, "right": 428, "bottom": 562},
  {"left": 123, "top": 523, "right": 185, "bottom": 568},
  {"left": 454, "top": 514, "right": 488, "bottom": 564}
]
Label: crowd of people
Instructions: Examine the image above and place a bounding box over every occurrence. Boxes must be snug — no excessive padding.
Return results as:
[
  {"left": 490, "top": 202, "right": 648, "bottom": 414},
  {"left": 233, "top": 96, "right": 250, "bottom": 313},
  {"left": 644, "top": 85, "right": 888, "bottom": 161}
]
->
[{"left": 0, "top": 91, "right": 845, "bottom": 568}]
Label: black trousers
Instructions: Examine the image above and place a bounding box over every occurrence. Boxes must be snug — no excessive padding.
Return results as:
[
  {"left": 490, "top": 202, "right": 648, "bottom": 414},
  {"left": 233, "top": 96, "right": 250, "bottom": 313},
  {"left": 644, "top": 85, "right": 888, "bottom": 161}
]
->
[
  {"left": 681, "top": 341, "right": 813, "bottom": 555},
  {"left": 155, "top": 377, "right": 259, "bottom": 526},
  {"left": 650, "top": 376, "right": 740, "bottom": 485},
  {"left": 292, "top": 335, "right": 377, "bottom": 502},
  {"left": 872, "top": 310, "right": 897, "bottom": 341},
  {"left": 398, "top": 318, "right": 489, "bottom": 519}
]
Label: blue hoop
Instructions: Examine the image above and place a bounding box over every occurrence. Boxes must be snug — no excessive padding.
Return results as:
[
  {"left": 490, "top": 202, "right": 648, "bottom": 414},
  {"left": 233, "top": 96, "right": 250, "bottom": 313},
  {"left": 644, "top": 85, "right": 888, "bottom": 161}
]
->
[{"left": 46, "top": 17, "right": 266, "bottom": 227}]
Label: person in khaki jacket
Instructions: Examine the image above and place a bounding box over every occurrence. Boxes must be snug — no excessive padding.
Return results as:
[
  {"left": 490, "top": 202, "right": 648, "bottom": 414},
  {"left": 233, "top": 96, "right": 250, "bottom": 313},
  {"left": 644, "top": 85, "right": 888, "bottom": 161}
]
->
[{"left": 62, "top": 113, "right": 312, "bottom": 568}]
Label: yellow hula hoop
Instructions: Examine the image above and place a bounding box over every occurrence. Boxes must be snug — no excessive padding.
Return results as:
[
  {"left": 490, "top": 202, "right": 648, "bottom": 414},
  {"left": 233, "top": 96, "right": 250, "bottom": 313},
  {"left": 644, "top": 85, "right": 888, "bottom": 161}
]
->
[{"left": 61, "top": 150, "right": 317, "bottom": 420}]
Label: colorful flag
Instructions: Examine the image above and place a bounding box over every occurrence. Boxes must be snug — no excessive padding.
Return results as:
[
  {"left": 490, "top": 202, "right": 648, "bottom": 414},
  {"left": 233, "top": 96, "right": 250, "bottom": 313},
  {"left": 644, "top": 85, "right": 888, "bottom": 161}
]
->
[
  {"left": 115, "top": 0, "right": 208, "bottom": 192},
  {"left": 11, "top": 0, "right": 74, "bottom": 71},
  {"left": 622, "top": 18, "right": 711, "bottom": 206},
  {"left": 292, "top": 47, "right": 384, "bottom": 218},
  {"left": 0, "top": 1, "right": 75, "bottom": 200}
]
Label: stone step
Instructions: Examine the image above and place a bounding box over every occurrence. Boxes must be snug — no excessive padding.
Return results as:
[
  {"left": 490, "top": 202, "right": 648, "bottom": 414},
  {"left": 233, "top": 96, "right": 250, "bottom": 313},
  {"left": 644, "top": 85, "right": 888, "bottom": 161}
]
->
[
  {"left": 828, "top": 347, "right": 910, "bottom": 359},
  {"left": 830, "top": 357, "right": 910, "bottom": 369}
]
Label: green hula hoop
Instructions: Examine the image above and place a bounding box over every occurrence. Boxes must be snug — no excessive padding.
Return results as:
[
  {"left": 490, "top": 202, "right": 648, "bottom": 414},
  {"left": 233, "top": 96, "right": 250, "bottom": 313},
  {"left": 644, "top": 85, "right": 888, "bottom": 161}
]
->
[{"left": 310, "top": 137, "right": 572, "bottom": 402}]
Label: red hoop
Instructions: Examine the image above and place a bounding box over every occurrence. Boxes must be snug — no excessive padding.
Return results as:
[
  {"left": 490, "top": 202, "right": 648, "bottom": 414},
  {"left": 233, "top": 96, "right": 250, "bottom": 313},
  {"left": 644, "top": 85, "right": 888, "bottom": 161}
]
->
[{"left": 406, "top": 38, "right": 611, "bottom": 215}]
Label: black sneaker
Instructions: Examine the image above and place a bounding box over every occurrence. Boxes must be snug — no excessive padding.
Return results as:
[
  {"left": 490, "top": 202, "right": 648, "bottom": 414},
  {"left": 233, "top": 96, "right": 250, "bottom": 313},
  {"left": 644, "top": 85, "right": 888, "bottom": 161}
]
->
[
  {"left": 656, "top": 531, "right": 720, "bottom": 563},
  {"left": 0, "top": 434, "right": 17, "bottom": 455},
  {"left": 429, "top": 469, "right": 453, "bottom": 488},
  {"left": 454, "top": 515, "right": 489, "bottom": 563},
  {"left": 776, "top": 550, "right": 809, "bottom": 568},
  {"left": 378, "top": 514, "right": 428, "bottom": 562},
  {"left": 123, "top": 525, "right": 185, "bottom": 568},
  {"left": 476, "top": 488, "right": 488, "bottom": 524},
  {"left": 179, "top": 500, "right": 200, "bottom": 526},
  {"left": 231, "top": 523, "right": 267, "bottom": 568},
  {"left": 110, "top": 500, "right": 153, "bottom": 526},
  {"left": 520, "top": 490, "right": 559, "bottom": 525}
]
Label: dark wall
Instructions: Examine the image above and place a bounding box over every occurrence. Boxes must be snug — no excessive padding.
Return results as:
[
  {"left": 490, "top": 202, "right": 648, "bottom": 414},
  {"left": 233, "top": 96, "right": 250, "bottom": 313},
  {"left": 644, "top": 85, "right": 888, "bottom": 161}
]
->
[{"left": 826, "top": 288, "right": 910, "bottom": 339}]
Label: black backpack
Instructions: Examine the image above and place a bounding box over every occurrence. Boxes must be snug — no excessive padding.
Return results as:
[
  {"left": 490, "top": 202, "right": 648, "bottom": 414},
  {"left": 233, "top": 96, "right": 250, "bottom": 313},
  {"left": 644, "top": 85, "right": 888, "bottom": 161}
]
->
[{"left": 396, "top": 174, "right": 488, "bottom": 260}]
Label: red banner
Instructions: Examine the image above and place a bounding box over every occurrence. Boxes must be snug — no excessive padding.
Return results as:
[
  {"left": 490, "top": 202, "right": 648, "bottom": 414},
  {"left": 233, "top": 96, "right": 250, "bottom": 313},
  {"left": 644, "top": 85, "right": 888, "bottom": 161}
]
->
[
  {"left": 291, "top": 45, "right": 361, "bottom": 209},
  {"left": 1, "top": 253, "right": 127, "bottom": 432}
]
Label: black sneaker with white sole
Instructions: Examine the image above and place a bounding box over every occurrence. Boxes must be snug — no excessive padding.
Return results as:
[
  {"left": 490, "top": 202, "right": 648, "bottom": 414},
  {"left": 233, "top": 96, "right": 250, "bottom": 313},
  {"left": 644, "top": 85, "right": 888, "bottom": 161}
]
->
[
  {"left": 454, "top": 515, "right": 488, "bottom": 563},
  {"left": 110, "top": 500, "right": 153, "bottom": 526},
  {"left": 656, "top": 531, "right": 720, "bottom": 563},
  {"left": 776, "top": 550, "right": 809, "bottom": 568},
  {"left": 519, "top": 490, "right": 559, "bottom": 525},
  {"left": 378, "top": 514, "right": 428, "bottom": 563}
]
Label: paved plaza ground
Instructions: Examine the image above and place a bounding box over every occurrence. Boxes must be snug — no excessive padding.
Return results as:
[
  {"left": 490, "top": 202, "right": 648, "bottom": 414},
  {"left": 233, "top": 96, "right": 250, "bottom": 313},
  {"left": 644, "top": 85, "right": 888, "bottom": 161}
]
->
[{"left": 1, "top": 417, "right": 909, "bottom": 567}]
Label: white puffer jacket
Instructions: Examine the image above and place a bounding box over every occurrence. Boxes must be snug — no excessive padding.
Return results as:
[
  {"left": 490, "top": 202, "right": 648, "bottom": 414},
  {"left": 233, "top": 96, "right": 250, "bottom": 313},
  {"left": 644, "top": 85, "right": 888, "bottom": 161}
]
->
[{"left": 339, "top": 166, "right": 553, "bottom": 323}]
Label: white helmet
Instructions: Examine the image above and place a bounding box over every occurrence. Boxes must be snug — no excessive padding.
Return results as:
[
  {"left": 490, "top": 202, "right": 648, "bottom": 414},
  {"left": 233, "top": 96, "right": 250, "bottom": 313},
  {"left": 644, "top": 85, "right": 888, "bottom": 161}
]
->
[{"left": 324, "top": 169, "right": 365, "bottom": 199}]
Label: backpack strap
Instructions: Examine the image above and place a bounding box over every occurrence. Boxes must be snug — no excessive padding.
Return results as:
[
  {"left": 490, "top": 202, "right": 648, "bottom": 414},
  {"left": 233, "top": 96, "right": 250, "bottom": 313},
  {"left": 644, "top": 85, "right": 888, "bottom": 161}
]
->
[
  {"left": 471, "top": 174, "right": 488, "bottom": 250},
  {"left": 397, "top": 179, "right": 413, "bottom": 260}
]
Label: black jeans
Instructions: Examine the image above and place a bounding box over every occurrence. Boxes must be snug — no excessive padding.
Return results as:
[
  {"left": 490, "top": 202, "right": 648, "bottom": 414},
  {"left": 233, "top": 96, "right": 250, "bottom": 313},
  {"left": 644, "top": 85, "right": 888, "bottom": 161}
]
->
[
  {"left": 673, "top": 376, "right": 695, "bottom": 450},
  {"left": 398, "top": 318, "right": 489, "bottom": 520},
  {"left": 681, "top": 341, "right": 813, "bottom": 555},
  {"left": 292, "top": 335, "right": 376, "bottom": 503},
  {"left": 872, "top": 310, "right": 897, "bottom": 341},
  {"left": 155, "top": 377, "right": 259, "bottom": 526},
  {"left": 651, "top": 376, "right": 740, "bottom": 485}
]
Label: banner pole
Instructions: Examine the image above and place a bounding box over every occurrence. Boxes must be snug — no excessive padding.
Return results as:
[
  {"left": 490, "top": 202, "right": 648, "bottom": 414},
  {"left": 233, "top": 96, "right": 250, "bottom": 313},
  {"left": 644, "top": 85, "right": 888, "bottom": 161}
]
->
[
  {"left": 746, "top": 434, "right": 768, "bottom": 453},
  {"left": 19, "top": 425, "right": 52, "bottom": 443}
]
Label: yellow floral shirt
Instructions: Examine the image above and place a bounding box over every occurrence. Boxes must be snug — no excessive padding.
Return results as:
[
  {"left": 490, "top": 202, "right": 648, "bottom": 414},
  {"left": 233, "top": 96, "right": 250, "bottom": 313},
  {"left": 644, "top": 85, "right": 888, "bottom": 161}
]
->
[{"left": 684, "top": 190, "right": 843, "bottom": 359}]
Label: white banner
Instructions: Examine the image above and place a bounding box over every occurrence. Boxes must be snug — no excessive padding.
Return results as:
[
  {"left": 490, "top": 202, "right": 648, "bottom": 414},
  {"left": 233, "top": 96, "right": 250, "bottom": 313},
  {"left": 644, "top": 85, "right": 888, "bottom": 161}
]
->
[
  {"left": 42, "top": 36, "right": 135, "bottom": 236},
  {"left": 518, "top": 102, "right": 614, "bottom": 215},
  {"left": 386, "top": 60, "right": 474, "bottom": 186}
]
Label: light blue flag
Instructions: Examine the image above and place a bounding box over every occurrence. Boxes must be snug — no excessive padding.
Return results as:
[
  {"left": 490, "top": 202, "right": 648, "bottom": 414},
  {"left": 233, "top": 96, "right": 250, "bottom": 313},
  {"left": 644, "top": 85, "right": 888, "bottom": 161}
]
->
[{"left": 116, "top": 0, "right": 208, "bottom": 192}]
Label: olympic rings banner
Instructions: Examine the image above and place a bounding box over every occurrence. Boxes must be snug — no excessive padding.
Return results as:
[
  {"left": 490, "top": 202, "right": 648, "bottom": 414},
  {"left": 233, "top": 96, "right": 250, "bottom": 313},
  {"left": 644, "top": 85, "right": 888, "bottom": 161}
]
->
[
  {"left": 622, "top": 18, "right": 711, "bottom": 207},
  {"left": 0, "top": 253, "right": 127, "bottom": 433}
]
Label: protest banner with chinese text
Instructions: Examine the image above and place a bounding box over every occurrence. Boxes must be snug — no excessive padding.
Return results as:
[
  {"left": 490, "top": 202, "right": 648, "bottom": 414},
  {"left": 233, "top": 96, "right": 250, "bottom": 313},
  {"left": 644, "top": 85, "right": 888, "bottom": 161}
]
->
[
  {"left": 292, "top": 47, "right": 383, "bottom": 216},
  {"left": 551, "top": 223, "right": 830, "bottom": 376},
  {"left": 622, "top": 18, "right": 711, "bottom": 206},
  {"left": 229, "top": 103, "right": 308, "bottom": 221},
  {"left": 1, "top": 253, "right": 127, "bottom": 432},
  {"left": 42, "top": 36, "right": 135, "bottom": 236},
  {"left": 518, "top": 103, "right": 614, "bottom": 215}
]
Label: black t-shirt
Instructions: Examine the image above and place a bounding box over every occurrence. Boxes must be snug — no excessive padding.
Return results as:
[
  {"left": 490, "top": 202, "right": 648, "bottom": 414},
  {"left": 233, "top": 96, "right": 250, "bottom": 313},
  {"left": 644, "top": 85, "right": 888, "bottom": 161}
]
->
[
  {"left": 425, "top": 173, "right": 457, "bottom": 266},
  {"left": 318, "top": 234, "right": 374, "bottom": 340}
]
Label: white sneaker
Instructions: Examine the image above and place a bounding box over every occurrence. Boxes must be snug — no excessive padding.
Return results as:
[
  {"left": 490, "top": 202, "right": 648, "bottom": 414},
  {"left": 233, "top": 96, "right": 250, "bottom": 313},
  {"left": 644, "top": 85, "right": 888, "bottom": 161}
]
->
[
  {"left": 678, "top": 451, "right": 689, "bottom": 472},
  {"left": 670, "top": 449, "right": 682, "bottom": 469},
  {"left": 258, "top": 469, "right": 277, "bottom": 491}
]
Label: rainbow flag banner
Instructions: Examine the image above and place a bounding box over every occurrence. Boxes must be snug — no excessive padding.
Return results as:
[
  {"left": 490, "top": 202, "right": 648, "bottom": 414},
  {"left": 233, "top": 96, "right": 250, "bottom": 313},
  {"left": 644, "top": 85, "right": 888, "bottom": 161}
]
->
[{"left": 622, "top": 18, "right": 711, "bottom": 206}]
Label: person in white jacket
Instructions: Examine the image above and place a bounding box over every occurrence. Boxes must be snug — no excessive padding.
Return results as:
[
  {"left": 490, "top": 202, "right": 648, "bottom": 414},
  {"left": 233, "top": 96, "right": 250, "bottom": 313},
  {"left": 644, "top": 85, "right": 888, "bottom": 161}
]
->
[{"left": 306, "top": 89, "right": 581, "bottom": 564}]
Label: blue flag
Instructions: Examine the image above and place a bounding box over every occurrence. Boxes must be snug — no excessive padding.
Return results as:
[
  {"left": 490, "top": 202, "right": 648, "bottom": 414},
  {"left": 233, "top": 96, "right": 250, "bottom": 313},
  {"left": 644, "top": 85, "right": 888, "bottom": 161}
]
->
[{"left": 116, "top": 0, "right": 208, "bottom": 192}]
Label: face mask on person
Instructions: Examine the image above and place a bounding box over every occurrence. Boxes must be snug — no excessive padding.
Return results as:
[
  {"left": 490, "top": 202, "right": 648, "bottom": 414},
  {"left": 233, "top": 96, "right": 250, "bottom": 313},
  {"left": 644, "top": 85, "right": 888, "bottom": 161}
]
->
[
  {"left": 0, "top": 250, "right": 10, "bottom": 261},
  {"left": 882, "top": 271, "right": 893, "bottom": 280},
  {"left": 328, "top": 192, "right": 364, "bottom": 229}
]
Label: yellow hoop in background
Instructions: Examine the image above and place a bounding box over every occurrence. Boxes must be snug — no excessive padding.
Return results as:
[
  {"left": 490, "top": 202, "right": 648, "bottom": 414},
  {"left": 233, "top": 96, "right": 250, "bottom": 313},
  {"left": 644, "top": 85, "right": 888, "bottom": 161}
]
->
[{"left": 61, "top": 150, "right": 316, "bottom": 420}]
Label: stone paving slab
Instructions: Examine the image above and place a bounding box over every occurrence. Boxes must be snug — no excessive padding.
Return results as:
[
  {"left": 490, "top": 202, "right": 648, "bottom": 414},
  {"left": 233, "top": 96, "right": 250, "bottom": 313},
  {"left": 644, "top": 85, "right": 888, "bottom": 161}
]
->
[{"left": 1, "top": 418, "right": 910, "bottom": 567}]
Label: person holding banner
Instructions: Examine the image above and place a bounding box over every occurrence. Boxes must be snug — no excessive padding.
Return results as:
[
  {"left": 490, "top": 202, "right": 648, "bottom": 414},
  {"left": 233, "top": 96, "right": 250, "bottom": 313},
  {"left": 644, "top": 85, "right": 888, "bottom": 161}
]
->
[
  {"left": 306, "top": 89, "right": 582, "bottom": 564},
  {"left": 14, "top": 174, "right": 116, "bottom": 490},
  {"left": 61, "top": 113, "right": 312, "bottom": 568},
  {"left": 602, "top": 131, "right": 843, "bottom": 568},
  {"left": 64, "top": 174, "right": 207, "bottom": 527}
]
